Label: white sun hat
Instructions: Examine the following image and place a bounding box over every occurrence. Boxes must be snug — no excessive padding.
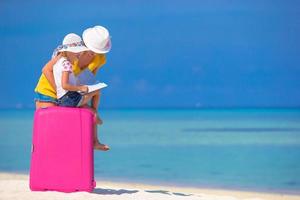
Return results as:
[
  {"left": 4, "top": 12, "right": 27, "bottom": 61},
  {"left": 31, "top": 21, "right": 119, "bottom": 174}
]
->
[
  {"left": 82, "top": 26, "right": 112, "bottom": 54},
  {"left": 52, "top": 33, "right": 89, "bottom": 58},
  {"left": 58, "top": 33, "right": 89, "bottom": 53}
]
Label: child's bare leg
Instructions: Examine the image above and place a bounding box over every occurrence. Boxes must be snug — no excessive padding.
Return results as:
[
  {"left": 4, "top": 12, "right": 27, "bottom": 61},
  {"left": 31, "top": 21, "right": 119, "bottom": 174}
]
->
[
  {"left": 79, "top": 91, "right": 109, "bottom": 151},
  {"left": 91, "top": 92, "right": 102, "bottom": 124},
  {"left": 79, "top": 91, "right": 99, "bottom": 106},
  {"left": 92, "top": 91, "right": 100, "bottom": 110},
  {"left": 80, "top": 104, "right": 103, "bottom": 125},
  {"left": 79, "top": 91, "right": 102, "bottom": 125},
  {"left": 93, "top": 124, "right": 110, "bottom": 151}
]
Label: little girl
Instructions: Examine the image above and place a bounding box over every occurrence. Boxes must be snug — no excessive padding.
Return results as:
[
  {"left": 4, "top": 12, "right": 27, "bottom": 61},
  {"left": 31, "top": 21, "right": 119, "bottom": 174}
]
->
[{"left": 53, "top": 33, "right": 94, "bottom": 107}]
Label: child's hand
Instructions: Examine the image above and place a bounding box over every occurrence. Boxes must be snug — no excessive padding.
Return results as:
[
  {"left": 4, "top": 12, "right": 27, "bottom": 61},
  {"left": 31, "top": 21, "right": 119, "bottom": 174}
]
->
[{"left": 79, "top": 85, "right": 88, "bottom": 93}]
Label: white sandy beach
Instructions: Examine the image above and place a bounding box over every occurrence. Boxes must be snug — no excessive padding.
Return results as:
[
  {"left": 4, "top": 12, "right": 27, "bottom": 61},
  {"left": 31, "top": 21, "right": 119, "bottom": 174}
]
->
[{"left": 0, "top": 173, "right": 299, "bottom": 200}]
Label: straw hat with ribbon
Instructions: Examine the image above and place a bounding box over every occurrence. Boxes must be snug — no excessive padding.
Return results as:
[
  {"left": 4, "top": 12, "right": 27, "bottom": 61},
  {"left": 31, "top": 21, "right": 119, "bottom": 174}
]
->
[{"left": 52, "top": 33, "right": 89, "bottom": 58}]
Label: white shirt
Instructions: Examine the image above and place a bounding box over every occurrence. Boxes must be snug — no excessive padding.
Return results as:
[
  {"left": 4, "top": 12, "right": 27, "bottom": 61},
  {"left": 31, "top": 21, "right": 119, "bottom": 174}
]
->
[{"left": 53, "top": 57, "right": 74, "bottom": 99}]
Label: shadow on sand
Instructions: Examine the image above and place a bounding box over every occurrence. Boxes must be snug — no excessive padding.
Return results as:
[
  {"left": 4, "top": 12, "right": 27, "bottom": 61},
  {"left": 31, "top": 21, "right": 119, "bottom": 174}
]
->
[
  {"left": 145, "top": 190, "right": 193, "bottom": 196},
  {"left": 93, "top": 188, "right": 193, "bottom": 197},
  {"left": 93, "top": 188, "right": 139, "bottom": 195}
]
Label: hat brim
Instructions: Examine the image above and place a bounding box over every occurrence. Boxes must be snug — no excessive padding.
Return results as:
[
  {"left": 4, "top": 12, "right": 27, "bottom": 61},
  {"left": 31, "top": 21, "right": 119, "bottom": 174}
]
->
[
  {"left": 85, "top": 43, "right": 111, "bottom": 54},
  {"left": 58, "top": 46, "right": 89, "bottom": 53}
]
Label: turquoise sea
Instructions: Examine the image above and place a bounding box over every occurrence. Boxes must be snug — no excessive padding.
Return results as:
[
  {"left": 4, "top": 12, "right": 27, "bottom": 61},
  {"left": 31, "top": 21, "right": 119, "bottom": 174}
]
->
[{"left": 0, "top": 108, "right": 299, "bottom": 194}]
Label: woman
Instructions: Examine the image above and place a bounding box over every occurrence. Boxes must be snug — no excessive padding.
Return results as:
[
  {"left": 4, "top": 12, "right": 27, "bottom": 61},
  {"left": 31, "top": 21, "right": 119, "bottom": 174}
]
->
[{"left": 34, "top": 26, "right": 112, "bottom": 151}]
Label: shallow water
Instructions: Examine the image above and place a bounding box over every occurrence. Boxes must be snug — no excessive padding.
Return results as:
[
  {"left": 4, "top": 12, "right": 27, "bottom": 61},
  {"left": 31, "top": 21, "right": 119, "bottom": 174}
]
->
[{"left": 0, "top": 108, "right": 299, "bottom": 193}]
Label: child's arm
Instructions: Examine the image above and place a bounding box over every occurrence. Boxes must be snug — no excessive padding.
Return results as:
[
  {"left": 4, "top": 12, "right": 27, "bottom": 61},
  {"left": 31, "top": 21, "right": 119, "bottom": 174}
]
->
[
  {"left": 42, "top": 55, "right": 62, "bottom": 90},
  {"left": 61, "top": 71, "right": 88, "bottom": 93}
]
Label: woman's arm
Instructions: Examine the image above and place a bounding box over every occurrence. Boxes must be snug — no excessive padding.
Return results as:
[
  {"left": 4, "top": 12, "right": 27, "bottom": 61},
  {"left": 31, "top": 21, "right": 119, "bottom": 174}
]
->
[
  {"left": 42, "top": 55, "right": 62, "bottom": 90},
  {"left": 61, "top": 72, "right": 88, "bottom": 92}
]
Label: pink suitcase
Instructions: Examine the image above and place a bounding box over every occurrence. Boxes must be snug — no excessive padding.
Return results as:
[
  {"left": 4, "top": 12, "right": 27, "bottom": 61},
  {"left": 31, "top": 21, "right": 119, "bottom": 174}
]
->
[{"left": 29, "top": 106, "right": 96, "bottom": 192}]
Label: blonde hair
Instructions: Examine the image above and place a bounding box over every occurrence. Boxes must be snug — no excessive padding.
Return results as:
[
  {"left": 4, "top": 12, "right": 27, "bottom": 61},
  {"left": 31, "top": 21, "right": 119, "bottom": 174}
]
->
[{"left": 60, "top": 52, "right": 67, "bottom": 57}]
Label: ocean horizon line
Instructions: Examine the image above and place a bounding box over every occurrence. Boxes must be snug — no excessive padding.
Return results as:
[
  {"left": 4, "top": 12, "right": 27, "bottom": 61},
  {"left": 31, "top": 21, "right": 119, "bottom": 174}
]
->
[{"left": 1, "top": 106, "right": 300, "bottom": 111}]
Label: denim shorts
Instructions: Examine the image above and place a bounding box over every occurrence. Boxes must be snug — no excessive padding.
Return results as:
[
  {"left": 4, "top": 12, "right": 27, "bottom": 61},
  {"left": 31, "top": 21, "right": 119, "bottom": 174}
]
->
[
  {"left": 57, "top": 91, "right": 83, "bottom": 107},
  {"left": 34, "top": 92, "right": 57, "bottom": 104}
]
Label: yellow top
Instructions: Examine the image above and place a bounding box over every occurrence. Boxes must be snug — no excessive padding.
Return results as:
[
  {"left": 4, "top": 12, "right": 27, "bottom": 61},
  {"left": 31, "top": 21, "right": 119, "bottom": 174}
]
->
[
  {"left": 34, "top": 54, "right": 106, "bottom": 99},
  {"left": 72, "top": 54, "right": 106, "bottom": 76}
]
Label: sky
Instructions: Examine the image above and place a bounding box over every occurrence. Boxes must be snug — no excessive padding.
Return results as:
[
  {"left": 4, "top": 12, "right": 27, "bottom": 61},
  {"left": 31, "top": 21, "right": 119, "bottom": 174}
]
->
[{"left": 0, "top": 0, "right": 300, "bottom": 108}]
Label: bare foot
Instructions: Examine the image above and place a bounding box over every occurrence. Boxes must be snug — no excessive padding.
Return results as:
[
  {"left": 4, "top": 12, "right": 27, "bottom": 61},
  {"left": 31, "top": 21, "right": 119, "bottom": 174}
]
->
[
  {"left": 95, "top": 115, "right": 103, "bottom": 125},
  {"left": 94, "top": 142, "right": 110, "bottom": 151}
]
